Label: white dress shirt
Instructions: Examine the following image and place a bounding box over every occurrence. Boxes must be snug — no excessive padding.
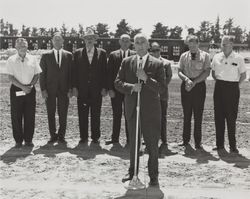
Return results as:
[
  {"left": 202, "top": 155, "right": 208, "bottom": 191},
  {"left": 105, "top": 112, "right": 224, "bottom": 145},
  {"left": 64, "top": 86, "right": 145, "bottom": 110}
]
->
[
  {"left": 6, "top": 53, "right": 42, "bottom": 85},
  {"left": 136, "top": 53, "right": 149, "bottom": 69},
  {"left": 86, "top": 47, "right": 95, "bottom": 64},
  {"left": 53, "top": 48, "right": 62, "bottom": 67}
]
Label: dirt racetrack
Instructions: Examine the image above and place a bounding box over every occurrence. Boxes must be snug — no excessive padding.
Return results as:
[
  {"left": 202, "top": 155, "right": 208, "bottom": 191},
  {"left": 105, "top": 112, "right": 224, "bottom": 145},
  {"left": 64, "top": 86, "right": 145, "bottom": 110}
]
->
[{"left": 0, "top": 74, "right": 250, "bottom": 199}]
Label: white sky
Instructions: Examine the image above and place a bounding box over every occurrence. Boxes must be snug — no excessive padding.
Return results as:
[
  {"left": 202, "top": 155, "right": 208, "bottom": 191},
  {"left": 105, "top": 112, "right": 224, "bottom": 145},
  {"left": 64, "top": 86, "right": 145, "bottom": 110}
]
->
[{"left": 1, "top": 0, "right": 250, "bottom": 37}]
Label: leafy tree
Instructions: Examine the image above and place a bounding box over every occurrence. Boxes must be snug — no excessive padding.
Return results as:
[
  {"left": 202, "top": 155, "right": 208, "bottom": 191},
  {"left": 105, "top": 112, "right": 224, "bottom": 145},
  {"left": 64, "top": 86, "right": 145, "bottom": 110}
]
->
[
  {"left": 197, "top": 21, "right": 211, "bottom": 42},
  {"left": 31, "top": 27, "right": 39, "bottom": 36},
  {"left": 213, "top": 16, "right": 221, "bottom": 43},
  {"left": 232, "top": 26, "right": 244, "bottom": 43},
  {"left": 151, "top": 22, "right": 168, "bottom": 38},
  {"left": 39, "top": 27, "right": 47, "bottom": 36},
  {"left": 130, "top": 28, "right": 142, "bottom": 38},
  {"left": 21, "top": 25, "right": 30, "bottom": 36},
  {"left": 169, "top": 26, "right": 182, "bottom": 39},
  {"left": 70, "top": 27, "right": 78, "bottom": 37},
  {"left": 60, "top": 23, "right": 68, "bottom": 36},
  {"left": 95, "top": 23, "right": 110, "bottom": 37},
  {"left": 223, "top": 18, "right": 234, "bottom": 35},
  {"left": 78, "top": 24, "right": 84, "bottom": 37},
  {"left": 115, "top": 19, "right": 131, "bottom": 38}
]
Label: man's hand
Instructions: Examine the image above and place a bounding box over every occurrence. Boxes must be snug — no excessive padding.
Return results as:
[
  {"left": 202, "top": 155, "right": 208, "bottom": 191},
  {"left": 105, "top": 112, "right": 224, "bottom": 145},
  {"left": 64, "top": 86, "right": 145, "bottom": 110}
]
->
[
  {"left": 72, "top": 87, "right": 78, "bottom": 97},
  {"left": 136, "top": 68, "right": 148, "bottom": 82},
  {"left": 131, "top": 83, "right": 142, "bottom": 93},
  {"left": 101, "top": 88, "right": 107, "bottom": 97},
  {"left": 108, "top": 90, "right": 115, "bottom": 98},
  {"left": 41, "top": 90, "right": 48, "bottom": 99},
  {"left": 22, "top": 85, "right": 32, "bottom": 94},
  {"left": 185, "top": 79, "right": 194, "bottom": 92}
]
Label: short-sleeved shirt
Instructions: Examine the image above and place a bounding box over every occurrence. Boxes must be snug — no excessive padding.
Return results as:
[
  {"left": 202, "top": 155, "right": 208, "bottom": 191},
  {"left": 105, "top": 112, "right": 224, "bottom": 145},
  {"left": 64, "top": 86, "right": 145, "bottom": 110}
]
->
[
  {"left": 178, "top": 49, "right": 211, "bottom": 78},
  {"left": 6, "top": 53, "right": 42, "bottom": 85},
  {"left": 211, "top": 51, "right": 246, "bottom": 82}
]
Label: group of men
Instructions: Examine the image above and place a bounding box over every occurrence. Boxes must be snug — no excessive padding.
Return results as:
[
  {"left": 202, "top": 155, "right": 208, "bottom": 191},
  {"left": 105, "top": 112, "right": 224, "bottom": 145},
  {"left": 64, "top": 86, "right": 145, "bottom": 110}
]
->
[{"left": 5, "top": 29, "right": 247, "bottom": 186}]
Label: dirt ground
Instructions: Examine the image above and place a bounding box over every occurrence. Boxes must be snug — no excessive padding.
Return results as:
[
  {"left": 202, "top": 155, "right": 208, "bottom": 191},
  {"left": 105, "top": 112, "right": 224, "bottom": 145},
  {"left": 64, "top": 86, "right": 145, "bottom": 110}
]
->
[{"left": 0, "top": 75, "right": 250, "bottom": 199}]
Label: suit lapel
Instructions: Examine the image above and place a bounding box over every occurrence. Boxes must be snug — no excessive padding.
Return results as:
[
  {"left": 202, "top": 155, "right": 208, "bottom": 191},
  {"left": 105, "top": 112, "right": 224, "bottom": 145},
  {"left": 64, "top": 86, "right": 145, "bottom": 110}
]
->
[
  {"left": 131, "top": 55, "right": 137, "bottom": 73},
  {"left": 143, "top": 55, "right": 152, "bottom": 73}
]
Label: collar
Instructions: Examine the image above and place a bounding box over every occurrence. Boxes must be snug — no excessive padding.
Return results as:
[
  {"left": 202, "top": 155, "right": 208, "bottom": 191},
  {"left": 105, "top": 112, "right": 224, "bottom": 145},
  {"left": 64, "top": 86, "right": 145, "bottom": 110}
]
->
[
  {"left": 86, "top": 46, "right": 95, "bottom": 53},
  {"left": 136, "top": 53, "right": 149, "bottom": 62},
  {"left": 222, "top": 51, "right": 235, "bottom": 59},
  {"left": 16, "top": 53, "right": 29, "bottom": 61},
  {"left": 53, "top": 48, "right": 63, "bottom": 53}
]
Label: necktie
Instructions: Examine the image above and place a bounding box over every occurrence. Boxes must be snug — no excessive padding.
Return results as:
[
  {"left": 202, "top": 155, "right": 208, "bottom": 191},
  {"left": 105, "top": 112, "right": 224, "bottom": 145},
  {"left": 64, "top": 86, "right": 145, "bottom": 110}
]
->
[
  {"left": 139, "top": 57, "right": 142, "bottom": 69},
  {"left": 122, "top": 51, "right": 125, "bottom": 59},
  {"left": 57, "top": 50, "right": 60, "bottom": 67}
]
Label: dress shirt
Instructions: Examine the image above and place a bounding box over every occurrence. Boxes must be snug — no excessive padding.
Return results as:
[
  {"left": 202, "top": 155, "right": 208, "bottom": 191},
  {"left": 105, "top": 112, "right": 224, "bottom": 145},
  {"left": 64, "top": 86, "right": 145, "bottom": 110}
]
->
[
  {"left": 53, "top": 48, "right": 62, "bottom": 67},
  {"left": 136, "top": 53, "right": 149, "bottom": 69},
  {"left": 6, "top": 53, "right": 42, "bottom": 85},
  {"left": 211, "top": 51, "right": 246, "bottom": 82},
  {"left": 86, "top": 47, "right": 95, "bottom": 64}
]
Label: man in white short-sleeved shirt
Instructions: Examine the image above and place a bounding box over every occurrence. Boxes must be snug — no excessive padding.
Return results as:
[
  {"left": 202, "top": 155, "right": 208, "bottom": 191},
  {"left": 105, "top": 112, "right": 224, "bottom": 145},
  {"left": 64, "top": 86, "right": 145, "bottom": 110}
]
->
[
  {"left": 6, "top": 38, "right": 42, "bottom": 148},
  {"left": 211, "top": 35, "right": 246, "bottom": 153}
]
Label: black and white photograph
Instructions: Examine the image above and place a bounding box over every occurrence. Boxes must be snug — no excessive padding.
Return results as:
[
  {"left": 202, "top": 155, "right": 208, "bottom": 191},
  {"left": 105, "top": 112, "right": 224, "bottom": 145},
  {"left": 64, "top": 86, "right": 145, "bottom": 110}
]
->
[{"left": 0, "top": 0, "right": 250, "bottom": 198}]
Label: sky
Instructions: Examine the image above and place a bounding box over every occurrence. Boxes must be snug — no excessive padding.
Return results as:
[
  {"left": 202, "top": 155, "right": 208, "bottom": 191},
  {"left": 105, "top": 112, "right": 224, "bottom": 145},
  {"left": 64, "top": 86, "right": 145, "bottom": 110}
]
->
[{"left": 1, "top": 0, "right": 250, "bottom": 38}]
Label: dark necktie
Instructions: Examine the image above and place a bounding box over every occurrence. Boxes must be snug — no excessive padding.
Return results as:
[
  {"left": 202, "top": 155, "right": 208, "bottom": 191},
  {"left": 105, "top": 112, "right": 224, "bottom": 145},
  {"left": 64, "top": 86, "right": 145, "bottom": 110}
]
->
[
  {"left": 57, "top": 50, "right": 60, "bottom": 67},
  {"left": 139, "top": 57, "right": 142, "bottom": 69},
  {"left": 122, "top": 51, "right": 125, "bottom": 59}
]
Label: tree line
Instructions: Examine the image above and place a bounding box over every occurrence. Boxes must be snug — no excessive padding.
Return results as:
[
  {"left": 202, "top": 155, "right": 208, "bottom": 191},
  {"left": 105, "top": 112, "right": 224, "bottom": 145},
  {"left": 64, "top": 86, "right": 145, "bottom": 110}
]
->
[{"left": 1, "top": 17, "right": 249, "bottom": 46}]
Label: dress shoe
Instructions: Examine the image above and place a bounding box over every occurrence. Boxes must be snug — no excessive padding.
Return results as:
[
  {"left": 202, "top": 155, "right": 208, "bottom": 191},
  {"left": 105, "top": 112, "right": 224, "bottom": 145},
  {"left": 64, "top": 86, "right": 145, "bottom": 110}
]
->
[
  {"left": 58, "top": 138, "right": 67, "bottom": 144},
  {"left": 212, "top": 146, "right": 225, "bottom": 151},
  {"left": 79, "top": 139, "right": 88, "bottom": 144},
  {"left": 14, "top": 143, "right": 22, "bottom": 148},
  {"left": 105, "top": 139, "right": 119, "bottom": 145},
  {"left": 195, "top": 145, "right": 203, "bottom": 150},
  {"left": 25, "top": 142, "right": 34, "bottom": 147},
  {"left": 47, "top": 136, "right": 58, "bottom": 144},
  {"left": 230, "top": 148, "right": 239, "bottom": 154},
  {"left": 122, "top": 173, "right": 133, "bottom": 183},
  {"left": 149, "top": 177, "right": 159, "bottom": 186}
]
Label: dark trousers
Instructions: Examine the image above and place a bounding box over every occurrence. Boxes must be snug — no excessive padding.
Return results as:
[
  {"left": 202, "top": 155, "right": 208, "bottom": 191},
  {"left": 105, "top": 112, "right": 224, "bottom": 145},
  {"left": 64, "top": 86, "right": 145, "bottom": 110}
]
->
[
  {"left": 128, "top": 112, "right": 160, "bottom": 179},
  {"left": 77, "top": 94, "right": 102, "bottom": 141},
  {"left": 160, "top": 100, "right": 168, "bottom": 144},
  {"left": 111, "top": 93, "right": 129, "bottom": 142},
  {"left": 181, "top": 81, "right": 206, "bottom": 147},
  {"left": 213, "top": 80, "right": 239, "bottom": 150},
  {"left": 10, "top": 85, "right": 36, "bottom": 143},
  {"left": 46, "top": 92, "right": 69, "bottom": 139}
]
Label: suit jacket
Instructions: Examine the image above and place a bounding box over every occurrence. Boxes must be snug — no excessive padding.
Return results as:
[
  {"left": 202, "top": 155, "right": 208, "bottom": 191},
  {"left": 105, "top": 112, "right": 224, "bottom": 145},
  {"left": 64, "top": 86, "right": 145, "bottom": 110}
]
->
[
  {"left": 72, "top": 47, "right": 107, "bottom": 102},
  {"left": 107, "top": 49, "right": 136, "bottom": 93},
  {"left": 114, "top": 54, "right": 166, "bottom": 121},
  {"left": 39, "top": 49, "right": 73, "bottom": 95},
  {"left": 160, "top": 57, "right": 172, "bottom": 101}
]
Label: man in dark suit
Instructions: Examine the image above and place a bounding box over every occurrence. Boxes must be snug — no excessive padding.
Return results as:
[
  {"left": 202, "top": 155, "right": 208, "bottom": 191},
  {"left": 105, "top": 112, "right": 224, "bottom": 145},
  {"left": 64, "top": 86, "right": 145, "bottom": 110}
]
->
[
  {"left": 115, "top": 34, "right": 166, "bottom": 186},
  {"left": 151, "top": 42, "right": 172, "bottom": 155},
  {"left": 40, "top": 33, "right": 73, "bottom": 144},
  {"left": 106, "top": 34, "right": 136, "bottom": 145},
  {"left": 72, "top": 28, "right": 107, "bottom": 144}
]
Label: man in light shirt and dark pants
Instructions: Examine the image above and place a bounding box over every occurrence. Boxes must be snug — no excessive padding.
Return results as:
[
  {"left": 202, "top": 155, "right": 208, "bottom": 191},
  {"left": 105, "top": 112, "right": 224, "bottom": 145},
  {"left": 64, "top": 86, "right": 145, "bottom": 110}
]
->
[
  {"left": 211, "top": 35, "right": 246, "bottom": 153},
  {"left": 6, "top": 38, "right": 42, "bottom": 148}
]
